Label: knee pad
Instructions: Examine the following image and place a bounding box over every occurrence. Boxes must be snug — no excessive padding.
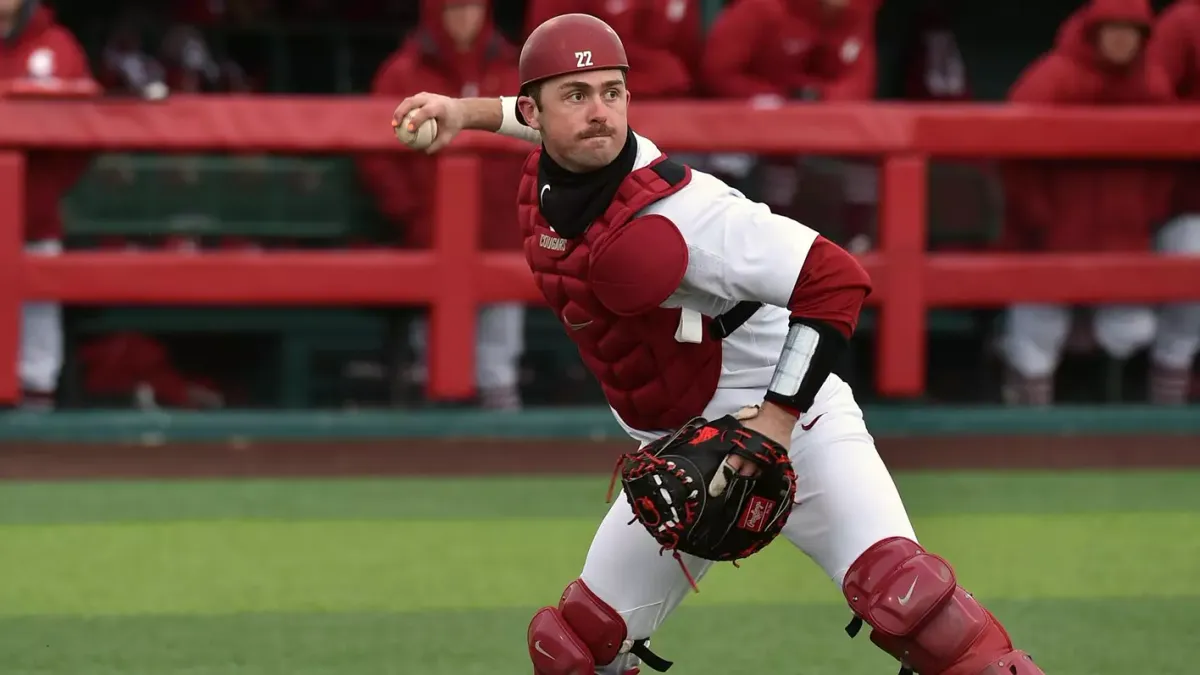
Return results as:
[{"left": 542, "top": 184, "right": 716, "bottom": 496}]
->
[
  {"left": 527, "top": 579, "right": 672, "bottom": 675},
  {"left": 842, "top": 537, "right": 1045, "bottom": 675}
]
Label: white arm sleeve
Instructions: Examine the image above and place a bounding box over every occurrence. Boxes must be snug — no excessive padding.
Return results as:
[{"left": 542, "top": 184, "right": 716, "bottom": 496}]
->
[
  {"left": 646, "top": 174, "right": 819, "bottom": 307},
  {"left": 497, "top": 96, "right": 542, "bottom": 145}
]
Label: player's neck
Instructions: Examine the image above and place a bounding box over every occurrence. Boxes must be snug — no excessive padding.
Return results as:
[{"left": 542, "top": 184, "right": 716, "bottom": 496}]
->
[{"left": 536, "top": 133, "right": 638, "bottom": 237}]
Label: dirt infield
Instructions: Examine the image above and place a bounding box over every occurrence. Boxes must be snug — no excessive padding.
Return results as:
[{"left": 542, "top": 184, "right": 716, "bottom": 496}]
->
[{"left": 0, "top": 434, "right": 1197, "bottom": 480}]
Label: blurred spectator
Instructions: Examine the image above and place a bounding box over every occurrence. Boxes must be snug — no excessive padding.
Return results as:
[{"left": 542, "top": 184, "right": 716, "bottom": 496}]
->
[
  {"left": 102, "top": 5, "right": 256, "bottom": 96},
  {"left": 1144, "top": 0, "right": 1200, "bottom": 403},
  {"left": 523, "top": 0, "right": 702, "bottom": 98},
  {"left": 901, "top": 0, "right": 970, "bottom": 101},
  {"left": 997, "top": 0, "right": 1175, "bottom": 406},
  {"left": 160, "top": 24, "right": 253, "bottom": 93},
  {"left": 701, "top": 0, "right": 882, "bottom": 248},
  {"left": 356, "top": 0, "right": 526, "bottom": 411},
  {"left": 1, "top": 0, "right": 98, "bottom": 410},
  {"left": 701, "top": 0, "right": 880, "bottom": 102},
  {"left": 99, "top": 13, "right": 169, "bottom": 97}
]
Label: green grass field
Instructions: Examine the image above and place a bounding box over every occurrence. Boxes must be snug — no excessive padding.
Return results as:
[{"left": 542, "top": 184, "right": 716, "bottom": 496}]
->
[{"left": 2, "top": 471, "right": 1198, "bottom": 675}]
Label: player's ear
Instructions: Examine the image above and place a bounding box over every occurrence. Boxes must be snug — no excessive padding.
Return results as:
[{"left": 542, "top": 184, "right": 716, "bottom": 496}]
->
[{"left": 517, "top": 96, "right": 542, "bottom": 131}]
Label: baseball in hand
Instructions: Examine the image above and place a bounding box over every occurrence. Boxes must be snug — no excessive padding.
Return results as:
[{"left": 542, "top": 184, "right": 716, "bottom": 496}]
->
[{"left": 394, "top": 111, "right": 438, "bottom": 150}]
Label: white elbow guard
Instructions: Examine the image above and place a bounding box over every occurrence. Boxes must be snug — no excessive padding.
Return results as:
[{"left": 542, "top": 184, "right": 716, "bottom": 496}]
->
[{"left": 498, "top": 96, "right": 542, "bottom": 145}]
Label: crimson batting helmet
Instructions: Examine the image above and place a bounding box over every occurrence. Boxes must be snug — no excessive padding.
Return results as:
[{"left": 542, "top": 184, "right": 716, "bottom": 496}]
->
[{"left": 519, "top": 13, "right": 629, "bottom": 89}]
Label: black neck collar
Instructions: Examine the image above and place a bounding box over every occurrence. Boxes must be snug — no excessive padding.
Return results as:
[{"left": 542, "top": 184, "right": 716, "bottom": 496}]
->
[{"left": 536, "top": 131, "right": 639, "bottom": 238}]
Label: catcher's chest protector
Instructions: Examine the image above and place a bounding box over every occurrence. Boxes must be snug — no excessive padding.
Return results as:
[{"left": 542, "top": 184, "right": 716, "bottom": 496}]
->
[{"left": 519, "top": 151, "right": 723, "bottom": 432}]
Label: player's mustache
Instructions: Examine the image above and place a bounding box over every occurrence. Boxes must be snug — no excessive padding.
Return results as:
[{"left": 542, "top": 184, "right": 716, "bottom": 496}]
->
[{"left": 579, "top": 125, "right": 615, "bottom": 139}]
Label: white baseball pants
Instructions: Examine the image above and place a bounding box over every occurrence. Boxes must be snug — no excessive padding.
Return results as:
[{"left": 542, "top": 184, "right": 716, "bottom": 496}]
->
[
  {"left": 19, "top": 240, "right": 63, "bottom": 396},
  {"left": 589, "top": 375, "right": 918, "bottom": 674},
  {"left": 1151, "top": 215, "right": 1200, "bottom": 371},
  {"left": 1000, "top": 216, "right": 1200, "bottom": 377},
  {"left": 408, "top": 302, "right": 525, "bottom": 390}
]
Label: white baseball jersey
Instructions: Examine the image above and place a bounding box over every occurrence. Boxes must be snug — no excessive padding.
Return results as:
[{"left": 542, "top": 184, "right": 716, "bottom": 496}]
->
[{"left": 617, "top": 133, "right": 848, "bottom": 443}]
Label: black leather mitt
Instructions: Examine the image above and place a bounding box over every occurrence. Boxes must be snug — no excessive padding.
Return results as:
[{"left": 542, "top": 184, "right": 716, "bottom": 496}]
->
[{"left": 609, "top": 414, "right": 797, "bottom": 579}]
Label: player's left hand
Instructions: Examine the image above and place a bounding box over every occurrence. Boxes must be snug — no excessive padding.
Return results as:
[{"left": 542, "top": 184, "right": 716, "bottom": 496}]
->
[
  {"left": 615, "top": 415, "right": 798, "bottom": 564},
  {"left": 713, "top": 403, "right": 797, "bottom": 493}
]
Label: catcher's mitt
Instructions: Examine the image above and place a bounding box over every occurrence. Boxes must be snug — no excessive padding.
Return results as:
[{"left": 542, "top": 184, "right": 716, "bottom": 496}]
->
[{"left": 608, "top": 412, "right": 797, "bottom": 589}]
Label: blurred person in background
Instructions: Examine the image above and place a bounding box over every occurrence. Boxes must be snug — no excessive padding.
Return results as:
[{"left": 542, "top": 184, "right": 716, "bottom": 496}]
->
[
  {"left": 0, "top": 0, "right": 96, "bottom": 410},
  {"left": 523, "top": 0, "right": 702, "bottom": 99},
  {"left": 701, "top": 0, "right": 880, "bottom": 101},
  {"left": 160, "top": 23, "right": 253, "bottom": 93},
  {"left": 1144, "top": 0, "right": 1200, "bottom": 403},
  {"left": 998, "top": 0, "right": 1175, "bottom": 406},
  {"left": 701, "top": 0, "right": 883, "bottom": 249},
  {"left": 357, "top": 0, "right": 526, "bottom": 410},
  {"left": 99, "top": 11, "right": 168, "bottom": 96},
  {"left": 901, "top": 0, "right": 970, "bottom": 102},
  {"left": 102, "top": 3, "right": 256, "bottom": 96}
]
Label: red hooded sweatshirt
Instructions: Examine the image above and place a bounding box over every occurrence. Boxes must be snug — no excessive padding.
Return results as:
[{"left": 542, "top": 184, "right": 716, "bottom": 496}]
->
[
  {"left": 701, "top": 0, "right": 881, "bottom": 101},
  {"left": 1001, "top": 0, "right": 1176, "bottom": 252},
  {"left": 0, "top": 4, "right": 97, "bottom": 242},
  {"left": 1146, "top": 0, "right": 1200, "bottom": 217},
  {"left": 523, "top": 0, "right": 702, "bottom": 98},
  {"left": 355, "top": 0, "right": 524, "bottom": 250}
]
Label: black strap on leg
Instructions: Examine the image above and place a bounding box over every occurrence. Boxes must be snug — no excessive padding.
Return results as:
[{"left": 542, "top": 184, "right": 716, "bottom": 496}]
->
[
  {"left": 629, "top": 639, "right": 673, "bottom": 672},
  {"left": 846, "top": 615, "right": 913, "bottom": 675}
]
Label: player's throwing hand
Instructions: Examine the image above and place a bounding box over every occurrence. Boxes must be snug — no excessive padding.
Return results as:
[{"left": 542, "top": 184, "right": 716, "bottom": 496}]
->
[{"left": 391, "top": 92, "right": 465, "bottom": 154}]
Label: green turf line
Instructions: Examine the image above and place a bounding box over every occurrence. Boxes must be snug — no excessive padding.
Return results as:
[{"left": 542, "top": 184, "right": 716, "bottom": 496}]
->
[
  {"left": 3, "top": 471, "right": 1199, "bottom": 524},
  {"left": 0, "top": 598, "right": 1193, "bottom": 675},
  {"left": 2, "top": 513, "right": 1197, "bottom": 616}
]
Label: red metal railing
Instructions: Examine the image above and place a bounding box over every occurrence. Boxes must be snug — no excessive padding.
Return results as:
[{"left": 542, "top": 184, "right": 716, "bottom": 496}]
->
[{"left": 3, "top": 96, "right": 1200, "bottom": 404}]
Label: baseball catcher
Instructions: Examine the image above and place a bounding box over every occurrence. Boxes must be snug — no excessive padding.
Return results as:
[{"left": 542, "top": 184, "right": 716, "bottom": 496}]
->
[{"left": 391, "top": 11, "right": 1049, "bottom": 675}]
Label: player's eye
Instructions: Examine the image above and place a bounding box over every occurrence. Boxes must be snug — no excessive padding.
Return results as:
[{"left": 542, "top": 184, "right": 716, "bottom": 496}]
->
[{"left": 567, "top": 91, "right": 585, "bottom": 102}]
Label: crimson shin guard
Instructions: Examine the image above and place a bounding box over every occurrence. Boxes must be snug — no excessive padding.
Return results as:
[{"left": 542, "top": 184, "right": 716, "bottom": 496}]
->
[
  {"left": 841, "top": 537, "right": 1045, "bottom": 675},
  {"left": 528, "top": 579, "right": 671, "bottom": 675}
]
